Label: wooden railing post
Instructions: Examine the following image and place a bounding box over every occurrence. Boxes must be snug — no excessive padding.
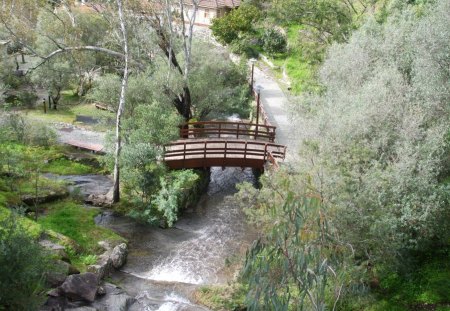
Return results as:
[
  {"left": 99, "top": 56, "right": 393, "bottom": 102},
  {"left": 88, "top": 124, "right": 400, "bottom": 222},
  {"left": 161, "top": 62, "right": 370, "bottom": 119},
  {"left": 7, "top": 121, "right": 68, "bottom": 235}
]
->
[
  {"left": 263, "top": 143, "right": 268, "bottom": 162},
  {"left": 223, "top": 141, "right": 227, "bottom": 167},
  {"left": 182, "top": 142, "right": 186, "bottom": 167},
  {"left": 237, "top": 123, "right": 240, "bottom": 139},
  {"left": 256, "top": 93, "right": 260, "bottom": 140},
  {"left": 219, "top": 123, "right": 222, "bottom": 138},
  {"left": 204, "top": 140, "right": 207, "bottom": 168}
]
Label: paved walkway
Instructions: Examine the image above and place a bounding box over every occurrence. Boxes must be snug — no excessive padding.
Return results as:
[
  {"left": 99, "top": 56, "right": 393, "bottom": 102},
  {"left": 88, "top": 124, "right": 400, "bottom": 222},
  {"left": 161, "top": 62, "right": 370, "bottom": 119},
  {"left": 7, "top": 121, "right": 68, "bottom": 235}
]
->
[{"left": 252, "top": 67, "right": 300, "bottom": 163}]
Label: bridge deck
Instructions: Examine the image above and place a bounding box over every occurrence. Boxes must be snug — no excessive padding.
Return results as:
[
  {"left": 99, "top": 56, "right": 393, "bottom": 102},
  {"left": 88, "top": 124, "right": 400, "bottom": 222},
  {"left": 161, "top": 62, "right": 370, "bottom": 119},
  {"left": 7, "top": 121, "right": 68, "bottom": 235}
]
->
[{"left": 164, "top": 139, "right": 286, "bottom": 169}]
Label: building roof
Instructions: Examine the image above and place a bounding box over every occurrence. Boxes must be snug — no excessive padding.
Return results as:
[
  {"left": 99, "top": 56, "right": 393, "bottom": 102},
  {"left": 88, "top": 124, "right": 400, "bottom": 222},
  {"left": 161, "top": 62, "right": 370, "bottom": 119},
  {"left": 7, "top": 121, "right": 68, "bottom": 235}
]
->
[{"left": 193, "top": 0, "right": 240, "bottom": 9}]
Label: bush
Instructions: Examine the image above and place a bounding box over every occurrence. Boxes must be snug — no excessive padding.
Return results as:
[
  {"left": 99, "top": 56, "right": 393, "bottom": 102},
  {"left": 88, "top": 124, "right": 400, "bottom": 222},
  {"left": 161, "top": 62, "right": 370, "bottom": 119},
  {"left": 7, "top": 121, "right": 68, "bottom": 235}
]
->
[
  {"left": 211, "top": 4, "right": 261, "bottom": 44},
  {"left": 0, "top": 214, "right": 50, "bottom": 310},
  {"left": 1, "top": 113, "right": 57, "bottom": 146},
  {"left": 262, "top": 29, "right": 287, "bottom": 55},
  {"left": 296, "top": 0, "right": 450, "bottom": 265},
  {"left": 28, "top": 123, "right": 57, "bottom": 147},
  {"left": 17, "top": 90, "right": 38, "bottom": 108}
]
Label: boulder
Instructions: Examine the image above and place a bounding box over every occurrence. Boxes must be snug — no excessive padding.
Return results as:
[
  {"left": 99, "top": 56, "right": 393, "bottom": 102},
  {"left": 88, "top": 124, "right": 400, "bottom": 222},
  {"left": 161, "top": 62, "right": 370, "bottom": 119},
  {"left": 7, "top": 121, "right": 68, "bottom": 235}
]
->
[
  {"left": 39, "top": 239, "right": 70, "bottom": 262},
  {"left": 100, "top": 293, "right": 136, "bottom": 311},
  {"left": 110, "top": 243, "right": 128, "bottom": 269},
  {"left": 46, "top": 271, "right": 67, "bottom": 288},
  {"left": 21, "top": 190, "right": 68, "bottom": 206},
  {"left": 86, "top": 189, "right": 113, "bottom": 207},
  {"left": 87, "top": 252, "right": 112, "bottom": 280},
  {"left": 59, "top": 272, "right": 99, "bottom": 302}
]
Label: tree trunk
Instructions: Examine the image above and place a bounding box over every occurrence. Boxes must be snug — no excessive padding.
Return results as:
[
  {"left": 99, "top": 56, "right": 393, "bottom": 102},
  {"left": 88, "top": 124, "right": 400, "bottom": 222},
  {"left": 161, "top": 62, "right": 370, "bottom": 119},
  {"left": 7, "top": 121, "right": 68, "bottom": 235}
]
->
[{"left": 112, "top": 0, "right": 129, "bottom": 203}]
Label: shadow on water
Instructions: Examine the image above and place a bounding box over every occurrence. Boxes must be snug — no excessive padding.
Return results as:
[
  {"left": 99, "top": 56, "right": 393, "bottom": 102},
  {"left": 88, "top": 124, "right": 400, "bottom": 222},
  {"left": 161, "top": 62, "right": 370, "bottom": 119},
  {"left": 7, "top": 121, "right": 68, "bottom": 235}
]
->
[{"left": 96, "top": 167, "right": 257, "bottom": 311}]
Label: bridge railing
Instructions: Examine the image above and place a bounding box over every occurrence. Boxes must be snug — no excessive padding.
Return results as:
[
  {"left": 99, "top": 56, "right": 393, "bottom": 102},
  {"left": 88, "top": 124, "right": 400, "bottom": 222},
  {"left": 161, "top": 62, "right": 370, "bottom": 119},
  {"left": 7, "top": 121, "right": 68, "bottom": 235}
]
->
[
  {"left": 164, "top": 139, "right": 286, "bottom": 169},
  {"left": 180, "top": 121, "right": 276, "bottom": 142}
]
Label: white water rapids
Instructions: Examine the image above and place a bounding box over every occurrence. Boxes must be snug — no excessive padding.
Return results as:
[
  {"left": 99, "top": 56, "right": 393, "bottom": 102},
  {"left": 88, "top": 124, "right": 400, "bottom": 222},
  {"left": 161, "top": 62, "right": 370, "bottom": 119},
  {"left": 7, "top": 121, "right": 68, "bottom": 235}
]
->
[{"left": 97, "top": 167, "right": 257, "bottom": 310}]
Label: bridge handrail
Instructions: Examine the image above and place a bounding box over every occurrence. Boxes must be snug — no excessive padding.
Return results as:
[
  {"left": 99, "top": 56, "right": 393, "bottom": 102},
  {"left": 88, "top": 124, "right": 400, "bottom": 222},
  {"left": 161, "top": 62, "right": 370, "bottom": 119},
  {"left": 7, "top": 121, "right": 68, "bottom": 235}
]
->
[
  {"left": 164, "top": 139, "right": 286, "bottom": 160},
  {"left": 180, "top": 121, "right": 276, "bottom": 142}
]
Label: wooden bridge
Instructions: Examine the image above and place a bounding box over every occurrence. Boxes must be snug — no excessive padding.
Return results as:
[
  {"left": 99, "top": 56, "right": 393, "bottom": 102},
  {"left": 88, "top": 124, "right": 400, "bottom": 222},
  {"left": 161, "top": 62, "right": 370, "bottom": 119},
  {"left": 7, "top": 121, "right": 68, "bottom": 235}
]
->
[{"left": 164, "top": 121, "right": 286, "bottom": 170}]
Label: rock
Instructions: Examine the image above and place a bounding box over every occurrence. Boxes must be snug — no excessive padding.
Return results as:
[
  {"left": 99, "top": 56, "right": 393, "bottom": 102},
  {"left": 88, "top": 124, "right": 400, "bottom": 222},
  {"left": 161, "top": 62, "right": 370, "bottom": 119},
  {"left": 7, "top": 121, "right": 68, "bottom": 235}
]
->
[
  {"left": 110, "top": 243, "right": 128, "bottom": 269},
  {"left": 98, "top": 241, "right": 112, "bottom": 251},
  {"left": 42, "top": 296, "right": 68, "bottom": 310},
  {"left": 86, "top": 187, "right": 113, "bottom": 207},
  {"left": 57, "top": 260, "right": 80, "bottom": 275},
  {"left": 59, "top": 273, "right": 99, "bottom": 302},
  {"left": 66, "top": 307, "right": 98, "bottom": 311},
  {"left": 97, "top": 286, "right": 106, "bottom": 296},
  {"left": 92, "top": 292, "right": 136, "bottom": 311},
  {"left": 21, "top": 190, "right": 68, "bottom": 206},
  {"left": 48, "top": 288, "right": 62, "bottom": 297},
  {"left": 87, "top": 252, "right": 112, "bottom": 280},
  {"left": 46, "top": 271, "right": 67, "bottom": 288},
  {"left": 68, "top": 264, "right": 81, "bottom": 275},
  {"left": 101, "top": 293, "right": 136, "bottom": 311},
  {"left": 39, "top": 240, "right": 70, "bottom": 262}
]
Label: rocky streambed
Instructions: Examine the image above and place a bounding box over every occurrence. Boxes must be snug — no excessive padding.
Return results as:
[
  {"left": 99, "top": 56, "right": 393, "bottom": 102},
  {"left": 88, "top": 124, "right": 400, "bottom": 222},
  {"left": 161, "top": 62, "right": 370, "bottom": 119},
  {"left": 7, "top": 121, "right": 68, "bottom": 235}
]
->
[{"left": 41, "top": 167, "right": 256, "bottom": 311}]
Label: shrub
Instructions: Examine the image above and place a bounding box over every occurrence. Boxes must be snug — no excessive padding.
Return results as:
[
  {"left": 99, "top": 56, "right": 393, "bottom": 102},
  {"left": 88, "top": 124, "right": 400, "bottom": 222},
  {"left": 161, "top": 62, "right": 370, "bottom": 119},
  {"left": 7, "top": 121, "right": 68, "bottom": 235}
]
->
[
  {"left": 262, "top": 29, "right": 287, "bottom": 55},
  {"left": 0, "top": 214, "right": 50, "bottom": 310},
  {"left": 211, "top": 5, "right": 261, "bottom": 44},
  {"left": 295, "top": 0, "right": 450, "bottom": 265},
  {"left": 28, "top": 123, "right": 57, "bottom": 147}
]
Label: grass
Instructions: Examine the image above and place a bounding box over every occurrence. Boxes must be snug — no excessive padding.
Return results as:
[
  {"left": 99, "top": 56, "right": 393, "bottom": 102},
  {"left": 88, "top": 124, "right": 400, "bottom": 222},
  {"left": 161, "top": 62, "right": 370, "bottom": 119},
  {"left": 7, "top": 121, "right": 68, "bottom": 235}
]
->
[
  {"left": 38, "top": 200, "right": 124, "bottom": 253},
  {"left": 194, "top": 283, "right": 247, "bottom": 311},
  {"left": 42, "top": 158, "right": 98, "bottom": 175},
  {"left": 0, "top": 206, "right": 43, "bottom": 238},
  {"left": 24, "top": 91, "right": 114, "bottom": 131},
  {"left": 269, "top": 25, "right": 321, "bottom": 95},
  {"left": 37, "top": 200, "right": 126, "bottom": 270},
  {"left": 1, "top": 141, "right": 100, "bottom": 176},
  {"left": 340, "top": 249, "right": 450, "bottom": 311}
]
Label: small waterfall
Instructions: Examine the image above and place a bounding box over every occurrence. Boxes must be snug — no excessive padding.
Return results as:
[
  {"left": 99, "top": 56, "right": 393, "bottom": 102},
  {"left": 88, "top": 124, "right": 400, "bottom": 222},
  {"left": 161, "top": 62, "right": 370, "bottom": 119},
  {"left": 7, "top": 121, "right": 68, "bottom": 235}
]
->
[{"left": 100, "top": 167, "right": 256, "bottom": 310}]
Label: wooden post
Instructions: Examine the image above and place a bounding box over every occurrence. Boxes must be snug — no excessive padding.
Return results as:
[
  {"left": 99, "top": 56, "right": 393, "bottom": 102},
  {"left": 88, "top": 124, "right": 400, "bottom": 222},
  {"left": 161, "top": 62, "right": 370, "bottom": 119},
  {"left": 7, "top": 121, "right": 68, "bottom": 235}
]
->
[
  {"left": 256, "top": 93, "right": 260, "bottom": 140},
  {"left": 264, "top": 143, "right": 268, "bottom": 162},
  {"left": 204, "top": 140, "right": 207, "bottom": 168},
  {"left": 237, "top": 123, "right": 240, "bottom": 139},
  {"left": 250, "top": 62, "right": 255, "bottom": 91},
  {"left": 183, "top": 142, "right": 186, "bottom": 168},
  {"left": 223, "top": 141, "right": 227, "bottom": 167},
  {"left": 218, "top": 123, "right": 222, "bottom": 138},
  {"left": 43, "top": 99, "right": 46, "bottom": 114}
]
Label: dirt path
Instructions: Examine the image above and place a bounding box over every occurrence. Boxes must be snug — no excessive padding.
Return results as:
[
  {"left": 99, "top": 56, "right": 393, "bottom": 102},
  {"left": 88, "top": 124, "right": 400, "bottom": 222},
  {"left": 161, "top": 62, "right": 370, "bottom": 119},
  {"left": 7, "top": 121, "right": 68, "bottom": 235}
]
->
[{"left": 252, "top": 66, "right": 300, "bottom": 163}]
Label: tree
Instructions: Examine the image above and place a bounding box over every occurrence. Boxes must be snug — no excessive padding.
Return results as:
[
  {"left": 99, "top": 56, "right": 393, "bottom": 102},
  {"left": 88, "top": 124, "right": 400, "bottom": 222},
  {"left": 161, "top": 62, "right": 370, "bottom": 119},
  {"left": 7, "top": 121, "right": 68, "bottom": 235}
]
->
[
  {"left": 0, "top": 214, "right": 50, "bottom": 310},
  {"left": 237, "top": 172, "right": 349, "bottom": 310},
  {"left": 112, "top": 0, "right": 129, "bottom": 202},
  {"left": 211, "top": 4, "right": 261, "bottom": 44},
  {"left": 31, "top": 60, "right": 74, "bottom": 109},
  {"left": 292, "top": 0, "right": 450, "bottom": 265}
]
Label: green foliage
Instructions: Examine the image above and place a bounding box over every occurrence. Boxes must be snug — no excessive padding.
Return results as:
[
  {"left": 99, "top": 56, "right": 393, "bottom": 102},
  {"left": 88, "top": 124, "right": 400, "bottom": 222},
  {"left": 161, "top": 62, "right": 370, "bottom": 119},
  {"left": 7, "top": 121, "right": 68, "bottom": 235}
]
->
[
  {"left": 195, "top": 284, "right": 248, "bottom": 310},
  {"left": 304, "top": 0, "right": 450, "bottom": 262},
  {"left": 129, "top": 169, "right": 208, "bottom": 227},
  {"left": 118, "top": 102, "right": 181, "bottom": 203},
  {"left": 37, "top": 200, "right": 124, "bottom": 254},
  {"left": 1, "top": 112, "right": 57, "bottom": 146},
  {"left": 0, "top": 206, "right": 42, "bottom": 238},
  {"left": 211, "top": 5, "right": 261, "bottom": 44},
  {"left": 189, "top": 43, "right": 252, "bottom": 119},
  {"left": 79, "top": 254, "right": 98, "bottom": 266},
  {"left": 42, "top": 158, "right": 97, "bottom": 175},
  {"left": 0, "top": 213, "right": 50, "bottom": 310},
  {"left": 152, "top": 170, "right": 200, "bottom": 227},
  {"left": 261, "top": 29, "right": 287, "bottom": 55},
  {"left": 237, "top": 172, "right": 352, "bottom": 310}
]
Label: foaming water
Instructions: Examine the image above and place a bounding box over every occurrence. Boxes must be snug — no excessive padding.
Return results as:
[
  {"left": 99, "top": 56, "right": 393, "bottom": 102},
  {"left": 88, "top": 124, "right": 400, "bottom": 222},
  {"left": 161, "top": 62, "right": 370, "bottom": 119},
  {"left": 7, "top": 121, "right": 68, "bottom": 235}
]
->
[{"left": 101, "top": 167, "right": 256, "bottom": 310}]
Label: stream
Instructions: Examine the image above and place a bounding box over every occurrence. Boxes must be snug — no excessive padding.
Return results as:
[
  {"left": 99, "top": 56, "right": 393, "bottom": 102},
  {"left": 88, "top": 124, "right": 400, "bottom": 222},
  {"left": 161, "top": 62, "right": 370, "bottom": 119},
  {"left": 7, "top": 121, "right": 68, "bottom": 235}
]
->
[{"left": 53, "top": 167, "right": 257, "bottom": 310}]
